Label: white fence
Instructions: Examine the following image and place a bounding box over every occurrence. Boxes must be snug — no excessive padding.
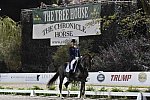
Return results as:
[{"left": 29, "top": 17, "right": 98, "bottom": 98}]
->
[
  {"left": 0, "top": 72, "right": 150, "bottom": 99},
  {"left": 0, "top": 89, "right": 149, "bottom": 99}
]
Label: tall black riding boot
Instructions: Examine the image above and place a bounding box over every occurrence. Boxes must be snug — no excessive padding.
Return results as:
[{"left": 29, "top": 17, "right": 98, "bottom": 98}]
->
[{"left": 68, "top": 71, "right": 72, "bottom": 82}]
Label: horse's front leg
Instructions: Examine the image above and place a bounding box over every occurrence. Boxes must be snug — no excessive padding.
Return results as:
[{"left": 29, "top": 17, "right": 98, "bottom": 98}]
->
[
  {"left": 59, "top": 76, "right": 64, "bottom": 99},
  {"left": 80, "top": 82, "right": 85, "bottom": 99}
]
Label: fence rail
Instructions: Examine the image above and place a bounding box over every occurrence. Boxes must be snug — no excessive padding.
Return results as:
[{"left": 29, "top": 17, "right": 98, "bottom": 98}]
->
[{"left": 0, "top": 89, "right": 149, "bottom": 99}]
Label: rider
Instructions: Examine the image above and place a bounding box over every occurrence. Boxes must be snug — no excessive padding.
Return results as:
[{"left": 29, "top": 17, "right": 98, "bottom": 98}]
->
[
  {"left": 69, "top": 39, "right": 80, "bottom": 73},
  {"left": 68, "top": 39, "right": 87, "bottom": 82}
]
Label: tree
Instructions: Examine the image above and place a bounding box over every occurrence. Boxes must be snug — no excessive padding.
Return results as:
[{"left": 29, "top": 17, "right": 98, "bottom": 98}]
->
[
  {"left": 0, "top": 16, "right": 21, "bottom": 72},
  {"left": 93, "top": 37, "right": 150, "bottom": 72},
  {"left": 93, "top": 2, "right": 150, "bottom": 72},
  {"left": 101, "top": 4, "right": 149, "bottom": 38},
  {"left": 139, "top": 0, "right": 150, "bottom": 15},
  {"left": 52, "top": 45, "right": 69, "bottom": 68}
]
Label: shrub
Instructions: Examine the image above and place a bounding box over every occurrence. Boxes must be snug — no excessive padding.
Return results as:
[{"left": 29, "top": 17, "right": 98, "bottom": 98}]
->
[
  {"left": 98, "top": 87, "right": 108, "bottom": 92},
  {"left": 69, "top": 86, "right": 79, "bottom": 91},
  {"left": 30, "top": 85, "right": 43, "bottom": 90},
  {"left": 48, "top": 85, "right": 56, "bottom": 90},
  {"left": 86, "top": 86, "right": 95, "bottom": 91},
  {"left": 126, "top": 86, "right": 140, "bottom": 92},
  {"left": 111, "top": 87, "right": 123, "bottom": 92},
  {"left": 144, "top": 87, "right": 150, "bottom": 92},
  {"left": 0, "top": 86, "right": 5, "bottom": 89},
  {"left": 18, "top": 88, "right": 25, "bottom": 90}
]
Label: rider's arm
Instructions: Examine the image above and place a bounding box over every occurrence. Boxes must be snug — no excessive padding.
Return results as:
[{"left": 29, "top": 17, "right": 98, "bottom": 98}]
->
[
  {"left": 75, "top": 48, "right": 80, "bottom": 57},
  {"left": 69, "top": 47, "right": 75, "bottom": 60}
]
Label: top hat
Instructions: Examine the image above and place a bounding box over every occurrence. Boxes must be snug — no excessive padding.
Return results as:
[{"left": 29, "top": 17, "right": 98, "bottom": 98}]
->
[{"left": 71, "top": 39, "right": 76, "bottom": 43}]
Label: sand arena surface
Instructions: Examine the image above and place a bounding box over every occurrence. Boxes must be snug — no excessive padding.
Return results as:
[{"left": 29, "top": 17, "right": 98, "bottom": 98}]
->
[{"left": 0, "top": 95, "right": 104, "bottom": 100}]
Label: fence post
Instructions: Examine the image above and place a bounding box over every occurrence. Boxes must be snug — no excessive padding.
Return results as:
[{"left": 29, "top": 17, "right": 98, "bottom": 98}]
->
[
  {"left": 77, "top": 91, "right": 80, "bottom": 98},
  {"left": 108, "top": 91, "right": 111, "bottom": 99},
  {"left": 137, "top": 92, "right": 147, "bottom": 100},
  {"left": 137, "top": 92, "right": 142, "bottom": 100},
  {"left": 30, "top": 90, "right": 36, "bottom": 96}
]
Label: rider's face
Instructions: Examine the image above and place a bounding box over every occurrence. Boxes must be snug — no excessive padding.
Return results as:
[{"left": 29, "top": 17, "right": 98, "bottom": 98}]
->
[{"left": 71, "top": 42, "right": 77, "bottom": 47}]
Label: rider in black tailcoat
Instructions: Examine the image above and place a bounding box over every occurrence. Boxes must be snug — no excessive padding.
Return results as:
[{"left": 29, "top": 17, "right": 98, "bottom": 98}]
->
[{"left": 69, "top": 39, "right": 80, "bottom": 73}]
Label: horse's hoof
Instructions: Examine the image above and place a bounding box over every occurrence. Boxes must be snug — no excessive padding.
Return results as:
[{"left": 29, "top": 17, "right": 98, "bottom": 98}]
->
[
  {"left": 59, "top": 94, "right": 64, "bottom": 99},
  {"left": 46, "top": 85, "right": 49, "bottom": 89},
  {"left": 60, "top": 97, "right": 64, "bottom": 99}
]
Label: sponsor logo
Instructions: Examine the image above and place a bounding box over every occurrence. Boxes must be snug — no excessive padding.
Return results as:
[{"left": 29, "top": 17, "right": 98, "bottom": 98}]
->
[
  {"left": 97, "top": 74, "right": 105, "bottom": 82},
  {"left": 37, "top": 75, "right": 40, "bottom": 81},
  {"left": 138, "top": 72, "right": 147, "bottom": 82},
  {"left": 11, "top": 75, "right": 38, "bottom": 81},
  {"left": 33, "top": 15, "right": 41, "bottom": 21},
  {"left": 111, "top": 75, "right": 132, "bottom": 81}
]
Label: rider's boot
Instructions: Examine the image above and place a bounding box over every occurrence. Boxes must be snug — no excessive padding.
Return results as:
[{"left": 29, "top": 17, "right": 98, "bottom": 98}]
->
[{"left": 68, "top": 71, "right": 73, "bottom": 82}]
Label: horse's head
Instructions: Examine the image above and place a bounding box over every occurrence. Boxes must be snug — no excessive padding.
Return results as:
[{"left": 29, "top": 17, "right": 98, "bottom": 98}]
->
[{"left": 80, "top": 53, "right": 93, "bottom": 71}]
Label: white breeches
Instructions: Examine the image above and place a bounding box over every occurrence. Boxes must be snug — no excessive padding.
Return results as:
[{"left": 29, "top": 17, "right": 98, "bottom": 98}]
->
[
  {"left": 70, "top": 59, "right": 76, "bottom": 70},
  {"left": 70, "top": 57, "right": 79, "bottom": 70}
]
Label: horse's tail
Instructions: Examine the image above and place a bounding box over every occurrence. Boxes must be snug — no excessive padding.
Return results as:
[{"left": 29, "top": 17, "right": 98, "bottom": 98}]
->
[{"left": 47, "top": 71, "right": 59, "bottom": 86}]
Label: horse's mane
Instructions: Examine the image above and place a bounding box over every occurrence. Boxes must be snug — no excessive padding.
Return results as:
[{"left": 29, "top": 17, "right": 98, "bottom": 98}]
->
[
  {"left": 81, "top": 53, "right": 91, "bottom": 62},
  {"left": 80, "top": 53, "right": 92, "bottom": 70}
]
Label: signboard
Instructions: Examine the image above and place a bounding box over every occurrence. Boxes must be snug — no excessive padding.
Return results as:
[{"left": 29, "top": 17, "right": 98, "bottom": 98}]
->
[
  {"left": 32, "top": 3, "right": 101, "bottom": 39},
  {"left": 50, "top": 37, "right": 79, "bottom": 46},
  {"left": 0, "top": 73, "right": 56, "bottom": 84},
  {"left": 0, "top": 72, "right": 150, "bottom": 87},
  {"left": 87, "top": 72, "right": 150, "bottom": 86}
]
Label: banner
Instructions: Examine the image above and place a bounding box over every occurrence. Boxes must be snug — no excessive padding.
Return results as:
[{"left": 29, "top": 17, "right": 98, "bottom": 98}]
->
[
  {"left": 0, "top": 73, "right": 56, "bottom": 84},
  {"left": 50, "top": 37, "right": 79, "bottom": 46},
  {"left": 0, "top": 72, "right": 150, "bottom": 87},
  {"left": 32, "top": 3, "right": 101, "bottom": 39},
  {"left": 87, "top": 72, "right": 150, "bottom": 86}
]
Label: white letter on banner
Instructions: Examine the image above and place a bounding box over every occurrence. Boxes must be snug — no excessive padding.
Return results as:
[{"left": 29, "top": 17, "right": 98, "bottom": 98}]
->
[{"left": 85, "top": 7, "right": 89, "bottom": 18}]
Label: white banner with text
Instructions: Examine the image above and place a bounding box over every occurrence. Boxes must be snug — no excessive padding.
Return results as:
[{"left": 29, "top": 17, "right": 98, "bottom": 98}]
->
[
  {"left": 33, "top": 20, "right": 101, "bottom": 39},
  {"left": 32, "top": 3, "right": 101, "bottom": 39},
  {"left": 0, "top": 72, "right": 149, "bottom": 86},
  {"left": 50, "top": 37, "right": 79, "bottom": 46}
]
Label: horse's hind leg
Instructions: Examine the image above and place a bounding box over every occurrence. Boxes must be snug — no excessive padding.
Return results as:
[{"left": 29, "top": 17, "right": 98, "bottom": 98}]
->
[
  {"left": 64, "top": 81, "right": 71, "bottom": 97},
  {"left": 64, "top": 81, "right": 70, "bottom": 89}
]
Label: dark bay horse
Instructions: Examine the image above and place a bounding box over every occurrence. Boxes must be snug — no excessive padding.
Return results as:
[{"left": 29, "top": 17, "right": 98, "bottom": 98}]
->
[{"left": 47, "top": 54, "right": 92, "bottom": 98}]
